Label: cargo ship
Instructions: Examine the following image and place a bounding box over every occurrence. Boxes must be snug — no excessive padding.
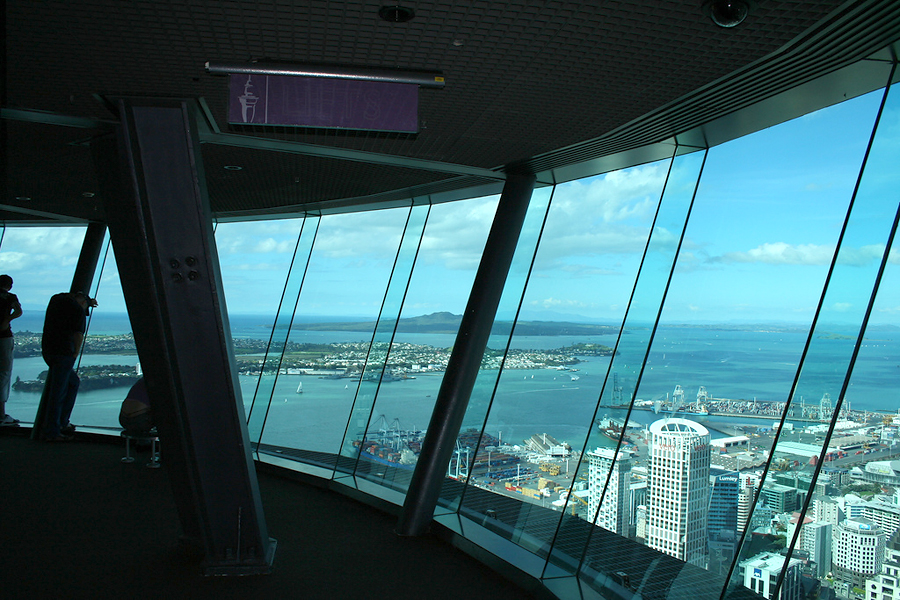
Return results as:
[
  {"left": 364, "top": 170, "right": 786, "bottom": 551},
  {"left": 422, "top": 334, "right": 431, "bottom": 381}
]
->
[{"left": 597, "top": 415, "right": 632, "bottom": 444}]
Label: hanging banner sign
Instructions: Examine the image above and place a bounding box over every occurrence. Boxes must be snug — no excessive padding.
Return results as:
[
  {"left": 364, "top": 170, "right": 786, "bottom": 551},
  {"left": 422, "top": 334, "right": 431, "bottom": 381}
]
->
[{"left": 227, "top": 74, "right": 419, "bottom": 133}]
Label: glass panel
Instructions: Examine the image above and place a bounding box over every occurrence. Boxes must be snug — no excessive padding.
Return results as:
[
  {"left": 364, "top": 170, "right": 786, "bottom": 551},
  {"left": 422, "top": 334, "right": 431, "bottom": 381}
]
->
[
  {"left": 557, "top": 150, "right": 706, "bottom": 580},
  {"left": 339, "top": 203, "right": 429, "bottom": 487},
  {"left": 1, "top": 226, "right": 87, "bottom": 426},
  {"left": 216, "top": 217, "right": 311, "bottom": 431},
  {"left": 231, "top": 218, "right": 315, "bottom": 447},
  {"left": 346, "top": 196, "right": 499, "bottom": 488},
  {"left": 614, "top": 90, "right": 879, "bottom": 598},
  {"left": 456, "top": 160, "right": 673, "bottom": 562},
  {"left": 259, "top": 208, "right": 411, "bottom": 464},
  {"left": 440, "top": 185, "right": 555, "bottom": 512},
  {"left": 71, "top": 239, "right": 139, "bottom": 430},
  {"left": 725, "top": 82, "right": 900, "bottom": 600}
]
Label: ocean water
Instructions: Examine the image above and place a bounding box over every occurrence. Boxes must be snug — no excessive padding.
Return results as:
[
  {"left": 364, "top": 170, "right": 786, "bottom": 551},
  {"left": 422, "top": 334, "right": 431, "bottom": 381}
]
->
[{"left": 6, "top": 314, "right": 898, "bottom": 455}]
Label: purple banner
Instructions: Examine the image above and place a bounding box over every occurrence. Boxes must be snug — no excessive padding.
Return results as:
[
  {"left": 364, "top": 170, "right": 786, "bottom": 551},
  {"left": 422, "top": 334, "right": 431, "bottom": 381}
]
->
[{"left": 227, "top": 74, "right": 418, "bottom": 133}]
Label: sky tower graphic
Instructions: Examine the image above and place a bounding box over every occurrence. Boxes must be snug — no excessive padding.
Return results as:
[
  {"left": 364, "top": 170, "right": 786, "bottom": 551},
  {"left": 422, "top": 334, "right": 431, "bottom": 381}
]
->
[{"left": 647, "top": 418, "right": 711, "bottom": 567}]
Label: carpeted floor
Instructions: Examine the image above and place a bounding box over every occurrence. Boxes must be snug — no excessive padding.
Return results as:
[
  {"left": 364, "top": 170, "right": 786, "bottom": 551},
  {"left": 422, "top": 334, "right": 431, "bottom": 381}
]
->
[{"left": 0, "top": 429, "right": 537, "bottom": 599}]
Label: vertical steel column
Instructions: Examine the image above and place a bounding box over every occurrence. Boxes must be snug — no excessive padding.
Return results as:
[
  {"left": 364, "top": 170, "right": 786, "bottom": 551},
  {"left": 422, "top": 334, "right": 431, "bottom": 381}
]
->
[
  {"left": 30, "top": 222, "right": 107, "bottom": 440},
  {"left": 69, "top": 222, "right": 107, "bottom": 294},
  {"left": 93, "top": 98, "right": 274, "bottom": 574},
  {"left": 397, "top": 171, "right": 535, "bottom": 536}
]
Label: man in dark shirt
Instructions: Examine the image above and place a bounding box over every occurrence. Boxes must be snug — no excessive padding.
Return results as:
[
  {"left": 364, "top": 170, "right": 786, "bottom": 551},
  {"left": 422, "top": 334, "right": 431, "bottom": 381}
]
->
[
  {"left": 40, "top": 291, "right": 97, "bottom": 441},
  {"left": 1, "top": 274, "right": 23, "bottom": 426}
]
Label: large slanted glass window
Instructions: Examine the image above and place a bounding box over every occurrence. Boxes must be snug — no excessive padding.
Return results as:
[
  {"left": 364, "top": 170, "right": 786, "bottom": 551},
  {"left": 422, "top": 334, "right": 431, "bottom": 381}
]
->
[
  {"left": 446, "top": 158, "right": 676, "bottom": 574},
  {"left": 725, "top": 80, "right": 900, "bottom": 600},
  {"left": 71, "top": 238, "right": 139, "bottom": 431},
  {"left": 337, "top": 203, "right": 429, "bottom": 488},
  {"left": 253, "top": 208, "right": 412, "bottom": 463},
  {"left": 344, "top": 195, "right": 499, "bottom": 492},
  {"left": 0, "top": 226, "right": 87, "bottom": 426},
  {"left": 633, "top": 89, "right": 882, "bottom": 597},
  {"left": 215, "top": 217, "right": 309, "bottom": 426}
]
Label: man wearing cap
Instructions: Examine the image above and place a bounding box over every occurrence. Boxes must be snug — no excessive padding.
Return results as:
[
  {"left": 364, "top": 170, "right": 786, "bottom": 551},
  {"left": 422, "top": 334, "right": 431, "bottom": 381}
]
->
[{"left": 40, "top": 291, "right": 97, "bottom": 441}]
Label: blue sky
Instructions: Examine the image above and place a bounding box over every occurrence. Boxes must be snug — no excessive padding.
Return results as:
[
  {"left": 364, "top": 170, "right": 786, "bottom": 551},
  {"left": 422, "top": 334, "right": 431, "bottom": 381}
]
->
[{"left": 2, "top": 87, "right": 898, "bottom": 327}]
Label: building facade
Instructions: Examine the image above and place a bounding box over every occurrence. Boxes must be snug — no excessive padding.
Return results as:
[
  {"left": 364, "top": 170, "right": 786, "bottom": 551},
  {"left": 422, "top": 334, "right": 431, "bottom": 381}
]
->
[
  {"left": 588, "top": 447, "right": 631, "bottom": 534},
  {"left": 647, "top": 418, "right": 710, "bottom": 567},
  {"left": 833, "top": 519, "right": 887, "bottom": 588}
]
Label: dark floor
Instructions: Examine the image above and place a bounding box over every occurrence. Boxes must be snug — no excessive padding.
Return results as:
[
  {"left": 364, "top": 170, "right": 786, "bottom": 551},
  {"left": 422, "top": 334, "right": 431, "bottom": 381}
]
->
[{"left": 0, "top": 429, "right": 537, "bottom": 599}]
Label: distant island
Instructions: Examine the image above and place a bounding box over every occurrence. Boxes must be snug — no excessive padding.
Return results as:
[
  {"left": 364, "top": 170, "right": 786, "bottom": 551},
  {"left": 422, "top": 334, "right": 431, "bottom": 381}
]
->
[{"left": 283, "top": 311, "right": 621, "bottom": 336}]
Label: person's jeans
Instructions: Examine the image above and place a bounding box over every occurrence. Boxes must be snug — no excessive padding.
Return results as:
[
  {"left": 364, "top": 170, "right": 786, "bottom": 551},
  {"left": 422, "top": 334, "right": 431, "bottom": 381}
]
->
[
  {"left": 43, "top": 355, "right": 79, "bottom": 438},
  {"left": 0, "top": 337, "right": 13, "bottom": 417}
]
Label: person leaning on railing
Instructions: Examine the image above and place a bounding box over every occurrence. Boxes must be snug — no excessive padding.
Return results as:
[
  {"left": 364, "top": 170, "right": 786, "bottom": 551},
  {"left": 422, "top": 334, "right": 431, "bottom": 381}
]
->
[{"left": 40, "top": 291, "right": 97, "bottom": 442}]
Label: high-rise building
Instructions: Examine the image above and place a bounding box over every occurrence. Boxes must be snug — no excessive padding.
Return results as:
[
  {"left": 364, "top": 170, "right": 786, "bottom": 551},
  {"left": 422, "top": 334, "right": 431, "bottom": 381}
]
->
[
  {"left": 801, "top": 521, "right": 833, "bottom": 578},
  {"left": 866, "top": 529, "right": 900, "bottom": 600},
  {"left": 628, "top": 479, "right": 648, "bottom": 536},
  {"left": 709, "top": 469, "right": 740, "bottom": 539},
  {"left": 647, "top": 418, "right": 710, "bottom": 567},
  {"left": 587, "top": 447, "right": 631, "bottom": 534},
  {"left": 814, "top": 496, "right": 845, "bottom": 530},
  {"left": 760, "top": 483, "right": 800, "bottom": 514},
  {"left": 833, "top": 519, "right": 886, "bottom": 588},
  {"left": 738, "top": 487, "right": 755, "bottom": 534}
]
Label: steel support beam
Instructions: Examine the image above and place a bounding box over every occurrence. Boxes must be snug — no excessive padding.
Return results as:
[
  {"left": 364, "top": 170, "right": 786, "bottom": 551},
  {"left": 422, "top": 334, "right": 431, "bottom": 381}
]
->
[
  {"left": 70, "top": 222, "right": 107, "bottom": 295},
  {"left": 30, "top": 222, "right": 107, "bottom": 441},
  {"left": 93, "top": 98, "right": 275, "bottom": 574},
  {"left": 397, "top": 171, "right": 536, "bottom": 536}
]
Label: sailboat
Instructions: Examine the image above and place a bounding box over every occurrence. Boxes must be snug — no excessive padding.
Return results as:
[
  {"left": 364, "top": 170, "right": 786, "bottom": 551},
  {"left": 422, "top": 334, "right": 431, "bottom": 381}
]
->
[{"left": 296, "top": 382, "right": 303, "bottom": 394}]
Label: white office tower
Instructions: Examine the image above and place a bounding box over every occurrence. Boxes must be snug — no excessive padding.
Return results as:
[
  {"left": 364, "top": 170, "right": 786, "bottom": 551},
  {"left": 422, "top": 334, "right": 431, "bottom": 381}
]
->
[
  {"left": 587, "top": 447, "right": 631, "bottom": 534},
  {"left": 740, "top": 552, "right": 803, "bottom": 600},
  {"left": 647, "top": 418, "right": 710, "bottom": 567},
  {"left": 738, "top": 487, "right": 755, "bottom": 534},
  {"left": 800, "top": 521, "right": 833, "bottom": 578},
  {"left": 833, "top": 519, "right": 886, "bottom": 588},
  {"left": 866, "top": 529, "right": 900, "bottom": 600}
]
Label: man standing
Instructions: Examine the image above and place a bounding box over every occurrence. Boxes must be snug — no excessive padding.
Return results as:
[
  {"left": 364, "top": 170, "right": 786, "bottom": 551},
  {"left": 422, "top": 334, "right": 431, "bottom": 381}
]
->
[
  {"left": 0, "top": 274, "right": 23, "bottom": 426},
  {"left": 40, "top": 291, "right": 97, "bottom": 441}
]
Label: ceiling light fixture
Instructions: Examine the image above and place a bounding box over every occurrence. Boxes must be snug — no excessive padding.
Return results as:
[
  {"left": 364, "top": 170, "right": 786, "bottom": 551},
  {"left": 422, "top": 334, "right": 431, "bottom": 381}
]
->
[
  {"left": 224, "top": 165, "right": 243, "bottom": 171},
  {"left": 205, "top": 61, "right": 444, "bottom": 89},
  {"left": 701, "top": 0, "right": 754, "bottom": 28},
  {"left": 378, "top": 5, "right": 415, "bottom": 23}
]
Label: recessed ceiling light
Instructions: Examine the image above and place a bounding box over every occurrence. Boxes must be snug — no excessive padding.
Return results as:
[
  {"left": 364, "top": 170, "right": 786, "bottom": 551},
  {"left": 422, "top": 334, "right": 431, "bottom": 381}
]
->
[
  {"left": 15, "top": 196, "right": 31, "bottom": 202},
  {"left": 82, "top": 192, "right": 95, "bottom": 198},
  {"left": 378, "top": 5, "right": 415, "bottom": 23},
  {"left": 452, "top": 40, "right": 464, "bottom": 47},
  {"left": 224, "top": 165, "right": 243, "bottom": 171}
]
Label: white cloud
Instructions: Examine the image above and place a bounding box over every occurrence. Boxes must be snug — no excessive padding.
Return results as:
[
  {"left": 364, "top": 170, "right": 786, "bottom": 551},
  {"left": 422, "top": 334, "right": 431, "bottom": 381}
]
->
[
  {"left": 251, "top": 238, "right": 295, "bottom": 254},
  {"left": 0, "top": 250, "right": 29, "bottom": 271},
  {"left": 530, "top": 297, "right": 596, "bottom": 310},
  {"left": 716, "top": 242, "right": 835, "bottom": 265},
  {"left": 713, "top": 242, "right": 894, "bottom": 267}
]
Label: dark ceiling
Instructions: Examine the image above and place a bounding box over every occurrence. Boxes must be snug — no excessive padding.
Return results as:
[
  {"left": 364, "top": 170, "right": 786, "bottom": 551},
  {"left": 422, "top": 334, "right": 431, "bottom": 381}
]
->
[{"left": 3, "top": 0, "right": 900, "bottom": 223}]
